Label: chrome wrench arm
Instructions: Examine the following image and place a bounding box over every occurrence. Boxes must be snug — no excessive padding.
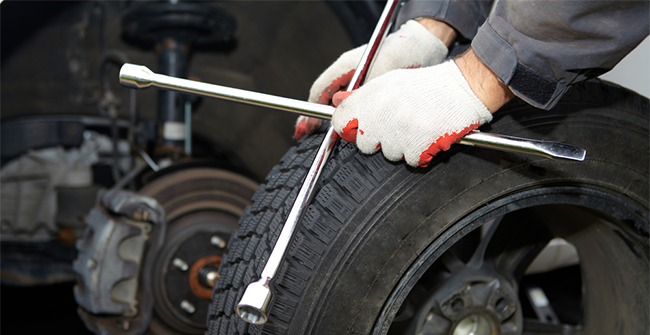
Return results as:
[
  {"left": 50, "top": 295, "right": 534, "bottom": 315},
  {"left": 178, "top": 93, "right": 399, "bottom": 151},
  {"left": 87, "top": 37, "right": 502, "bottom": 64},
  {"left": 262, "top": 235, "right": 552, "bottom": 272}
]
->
[
  {"left": 458, "top": 131, "right": 585, "bottom": 161},
  {"left": 119, "top": 64, "right": 586, "bottom": 162},
  {"left": 235, "top": 0, "right": 402, "bottom": 325},
  {"left": 119, "top": 63, "right": 335, "bottom": 120},
  {"left": 235, "top": 127, "right": 338, "bottom": 324}
]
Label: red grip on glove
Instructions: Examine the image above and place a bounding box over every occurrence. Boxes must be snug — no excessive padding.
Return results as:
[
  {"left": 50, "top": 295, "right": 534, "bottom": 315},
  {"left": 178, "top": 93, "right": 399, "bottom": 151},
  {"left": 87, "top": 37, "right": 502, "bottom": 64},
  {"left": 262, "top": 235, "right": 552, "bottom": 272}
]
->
[
  {"left": 332, "top": 91, "right": 353, "bottom": 107},
  {"left": 317, "top": 70, "right": 355, "bottom": 105},
  {"left": 295, "top": 71, "right": 356, "bottom": 141},
  {"left": 333, "top": 91, "right": 480, "bottom": 168},
  {"left": 332, "top": 90, "right": 357, "bottom": 142},
  {"left": 294, "top": 117, "right": 323, "bottom": 140},
  {"left": 417, "top": 123, "right": 479, "bottom": 167}
]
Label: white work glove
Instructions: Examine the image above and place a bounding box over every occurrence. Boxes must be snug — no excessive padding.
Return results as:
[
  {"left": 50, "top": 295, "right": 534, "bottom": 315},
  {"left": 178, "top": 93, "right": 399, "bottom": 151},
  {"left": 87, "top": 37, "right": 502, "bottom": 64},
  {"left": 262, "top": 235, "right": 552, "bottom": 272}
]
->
[
  {"left": 332, "top": 61, "right": 493, "bottom": 168},
  {"left": 295, "top": 20, "right": 449, "bottom": 140}
]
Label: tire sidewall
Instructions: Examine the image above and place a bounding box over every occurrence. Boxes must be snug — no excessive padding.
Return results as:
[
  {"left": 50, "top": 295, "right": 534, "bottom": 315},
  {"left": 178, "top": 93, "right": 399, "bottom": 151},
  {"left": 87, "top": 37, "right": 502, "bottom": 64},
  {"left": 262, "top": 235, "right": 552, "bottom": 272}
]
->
[{"left": 286, "top": 82, "right": 649, "bottom": 334}]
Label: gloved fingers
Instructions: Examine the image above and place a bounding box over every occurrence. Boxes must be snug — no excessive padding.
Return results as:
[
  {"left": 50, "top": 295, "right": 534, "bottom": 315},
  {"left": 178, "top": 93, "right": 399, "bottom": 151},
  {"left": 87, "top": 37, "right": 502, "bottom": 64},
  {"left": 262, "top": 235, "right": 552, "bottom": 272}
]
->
[
  {"left": 366, "top": 20, "right": 449, "bottom": 82},
  {"left": 332, "top": 91, "right": 353, "bottom": 107},
  {"left": 335, "top": 118, "right": 358, "bottom": 143},
  {"left": 308, "top": 45, "right": 365, "bottom": 104},
  {"left": 329, "top": 62, "right": 495, "bottom": 168},
  {"left": 331, "top": 90, "right": 360, "bottom": 142},
  {"left": 294, "top": 116, "right": 324, "bottom": 140},
  {"left": 356, "top": 130, "right": 382, "bottom": 155},
  {"left": 374, "top": 138, "right": 405, "bottom": 162},
  {"left": 415, "top": 123, "right": 480, "bottom": 167},
  {"left": 313, "top": 70, "right": 355, "bottom": 105},
  {"left": 308, "top": 19, "right": 449, "bottom": 105}
]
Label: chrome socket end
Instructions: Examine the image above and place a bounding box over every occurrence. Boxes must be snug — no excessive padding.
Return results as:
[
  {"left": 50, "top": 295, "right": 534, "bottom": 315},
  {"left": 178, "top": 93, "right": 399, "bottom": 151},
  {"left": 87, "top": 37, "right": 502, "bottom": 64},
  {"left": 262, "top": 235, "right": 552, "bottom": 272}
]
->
[
  {"left": 237, "top": 278, "right": 272, "bottom": 325},
  {"left": 119, "top": 63, "right": 154, "bottom": 89}
]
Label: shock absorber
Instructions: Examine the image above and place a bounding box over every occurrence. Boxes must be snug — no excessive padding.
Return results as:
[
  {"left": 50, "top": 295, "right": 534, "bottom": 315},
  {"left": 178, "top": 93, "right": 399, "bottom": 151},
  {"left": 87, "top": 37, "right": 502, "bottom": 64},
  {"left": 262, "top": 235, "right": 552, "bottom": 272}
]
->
[{"left": 121, "top": 1, "right": 236, "bottom": 156}]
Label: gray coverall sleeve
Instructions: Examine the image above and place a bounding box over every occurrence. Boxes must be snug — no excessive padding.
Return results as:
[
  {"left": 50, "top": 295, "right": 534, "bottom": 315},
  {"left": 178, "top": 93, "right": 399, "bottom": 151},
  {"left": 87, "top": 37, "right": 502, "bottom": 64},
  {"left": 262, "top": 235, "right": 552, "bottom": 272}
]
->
[
  {"left": 472, "top": 0, "right": 650, "bottom": 110},
  {"left": 395, "top": 0, "right": 494, "bottom": 40}
]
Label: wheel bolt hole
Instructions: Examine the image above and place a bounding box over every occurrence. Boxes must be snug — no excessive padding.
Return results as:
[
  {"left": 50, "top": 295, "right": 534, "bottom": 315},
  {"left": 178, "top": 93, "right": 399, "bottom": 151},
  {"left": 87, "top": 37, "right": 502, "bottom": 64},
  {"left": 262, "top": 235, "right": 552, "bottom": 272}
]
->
[
  {"left": 451, "top": 298, "right": 464, "bottom": 312},
  {"left": 495, "top": 297, "right": 508, "bottom": 313}
]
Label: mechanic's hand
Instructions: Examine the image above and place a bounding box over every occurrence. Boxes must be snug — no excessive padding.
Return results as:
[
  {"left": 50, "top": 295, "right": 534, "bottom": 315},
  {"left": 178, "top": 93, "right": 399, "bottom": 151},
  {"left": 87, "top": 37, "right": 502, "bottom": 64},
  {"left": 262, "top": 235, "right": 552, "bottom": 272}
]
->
[
  {"left": 295, "top": 20, "right": 449, "bottom": 140},
  {"left": 331, "top": 61, "right": 493, "bottom": 168}
]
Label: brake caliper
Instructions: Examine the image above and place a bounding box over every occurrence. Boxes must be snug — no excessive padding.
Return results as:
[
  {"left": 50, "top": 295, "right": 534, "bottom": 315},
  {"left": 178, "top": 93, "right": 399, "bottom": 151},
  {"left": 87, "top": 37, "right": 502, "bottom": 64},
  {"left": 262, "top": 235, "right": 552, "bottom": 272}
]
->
[{"left": 74, "top": 189, "right": 166, "bottom": 335}]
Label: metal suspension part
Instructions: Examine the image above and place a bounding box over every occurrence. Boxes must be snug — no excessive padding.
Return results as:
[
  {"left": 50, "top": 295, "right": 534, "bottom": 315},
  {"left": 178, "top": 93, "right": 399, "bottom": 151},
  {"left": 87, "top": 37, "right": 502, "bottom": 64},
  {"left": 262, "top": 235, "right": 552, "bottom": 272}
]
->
[
  {"left": 121, "top": 1, "right": 236, "bottom": 153},
  {"left": 74, "top": 189, "right": 167, "bottom": 335}
]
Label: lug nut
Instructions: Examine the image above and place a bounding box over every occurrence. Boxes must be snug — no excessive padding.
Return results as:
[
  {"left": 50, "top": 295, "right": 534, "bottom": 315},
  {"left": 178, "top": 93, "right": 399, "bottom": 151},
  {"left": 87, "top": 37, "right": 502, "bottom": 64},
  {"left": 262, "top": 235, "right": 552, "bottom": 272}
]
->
[
  {"left": 211, "top": 235, "right": 226, "bottom": 249},
  {"left": 199, "top": 266, "right": 220, "bottom": 288},
  {"left": 173, "top": 258, "right": 189, "bottom": 272},
  {"left": 205, "top": 271, "right": 219, "bottom": 287},
  {"left": 180, "top": 300, "right": 196, "bottom": 314},
  {"left": 451, "top": 298, "right": 464, "bottom": 312},
  {"left": 495, "top": 297, "right": 509, "bottom": 313}
]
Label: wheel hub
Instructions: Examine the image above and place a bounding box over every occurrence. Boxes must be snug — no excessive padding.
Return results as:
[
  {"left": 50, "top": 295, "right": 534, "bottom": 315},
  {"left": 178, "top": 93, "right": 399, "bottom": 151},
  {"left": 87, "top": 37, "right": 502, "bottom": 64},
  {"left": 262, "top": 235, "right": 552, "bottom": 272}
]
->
[
  {"left": 453, "top": 314, "right": 493, "bottom": 335},
  {"left": 189, "top": 254, "right": 222, "bottom": 299},
  {"left": 152, "top": 219, "right": 233, "bottom": 334},
  {"left": 415, "top": 266, "right": 521, "bottom": 335}
]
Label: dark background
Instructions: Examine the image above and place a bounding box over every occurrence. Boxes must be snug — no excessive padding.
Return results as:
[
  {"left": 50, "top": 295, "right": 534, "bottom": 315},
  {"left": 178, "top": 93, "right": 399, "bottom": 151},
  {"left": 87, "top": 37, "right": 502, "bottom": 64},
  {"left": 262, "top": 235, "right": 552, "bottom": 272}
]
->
[
  {"left": 0, "top": 0, "right": 363, "bottom": 332},
  {"left": 1, "top": 282, "right": 94, "bottom": 334},
  {"left": 0, "top": 0, "right": 356, "bottom": 180}
]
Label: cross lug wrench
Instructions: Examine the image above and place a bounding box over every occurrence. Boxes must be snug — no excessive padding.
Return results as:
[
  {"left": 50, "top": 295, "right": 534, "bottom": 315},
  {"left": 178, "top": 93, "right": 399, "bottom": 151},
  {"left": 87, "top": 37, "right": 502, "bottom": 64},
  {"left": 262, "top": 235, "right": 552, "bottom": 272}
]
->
[
  {"left": 118, "top": 0, "right": 586, "bottom": 325},
  {"left": 236, "top": 0, "right": 402, "bottom": 324},
  {"left": 118, "top": 63, "right": 587, "bottom": 162},
  {"left": 118, "top": 64, "right": 587, "bottom": 162}
]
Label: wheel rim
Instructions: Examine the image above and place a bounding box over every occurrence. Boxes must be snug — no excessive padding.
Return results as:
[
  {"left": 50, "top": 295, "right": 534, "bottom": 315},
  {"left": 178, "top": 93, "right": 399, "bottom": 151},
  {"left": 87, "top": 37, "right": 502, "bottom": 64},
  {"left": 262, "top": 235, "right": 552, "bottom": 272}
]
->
[
  {"left": 138, "top": 168, "right": 258, "bottom": 334},
  {"left": 153, "top": 214, "right": 235, "bottom": 333},
  {"left": 374, "top": 186, "right": 648, "bottom": 335}
]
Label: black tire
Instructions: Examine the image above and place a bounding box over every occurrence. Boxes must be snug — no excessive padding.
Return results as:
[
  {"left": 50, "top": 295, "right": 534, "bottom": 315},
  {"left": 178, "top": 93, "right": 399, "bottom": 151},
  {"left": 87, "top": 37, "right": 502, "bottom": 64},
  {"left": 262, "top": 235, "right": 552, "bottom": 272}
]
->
[{"left": 207, "top": 80, "right": 649, "bottom": 335}]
